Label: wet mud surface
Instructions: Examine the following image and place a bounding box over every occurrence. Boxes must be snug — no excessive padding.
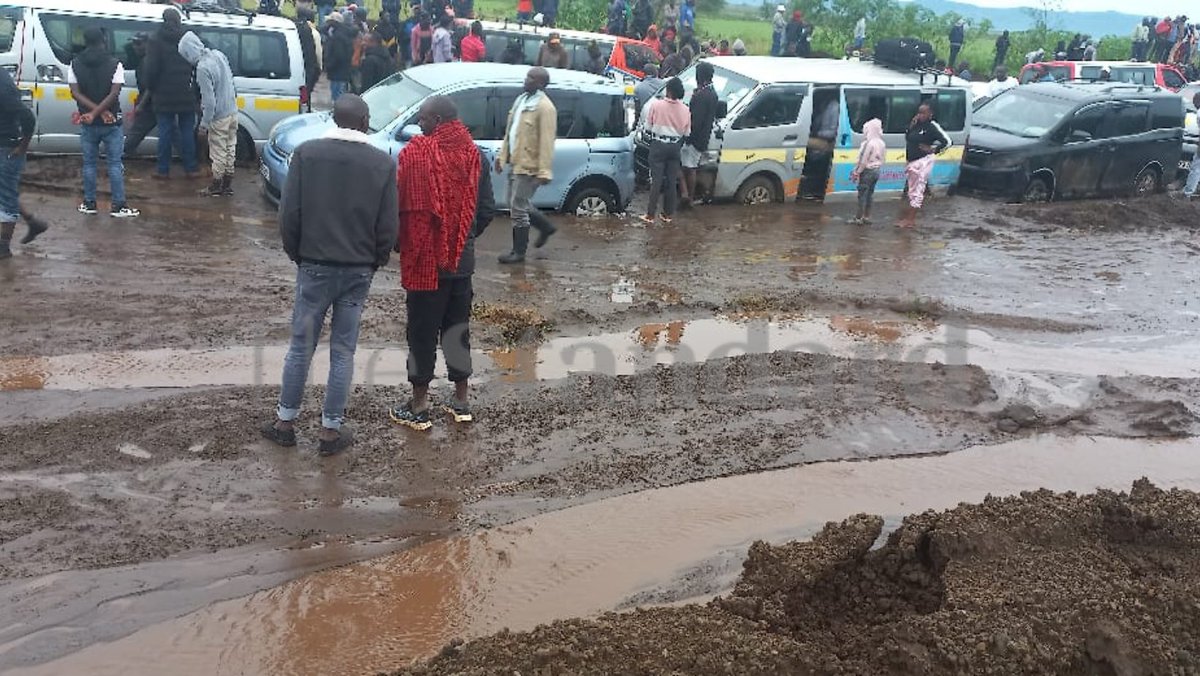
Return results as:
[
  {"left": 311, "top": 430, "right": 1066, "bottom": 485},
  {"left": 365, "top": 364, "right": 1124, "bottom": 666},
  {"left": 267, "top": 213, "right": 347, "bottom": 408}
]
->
[
  {"left": 4, "top": 162, "right": 1200, "bottom": 671},
  {"left": 397, "top": 480, "right": 1200, "bottom": 676}
]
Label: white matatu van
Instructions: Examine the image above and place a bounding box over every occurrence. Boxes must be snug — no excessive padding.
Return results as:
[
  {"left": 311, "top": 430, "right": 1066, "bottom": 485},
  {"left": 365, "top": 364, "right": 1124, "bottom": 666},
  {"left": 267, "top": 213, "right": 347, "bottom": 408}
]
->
[{"left": 0, "top": 0, "right": 305, "bottom": 160}]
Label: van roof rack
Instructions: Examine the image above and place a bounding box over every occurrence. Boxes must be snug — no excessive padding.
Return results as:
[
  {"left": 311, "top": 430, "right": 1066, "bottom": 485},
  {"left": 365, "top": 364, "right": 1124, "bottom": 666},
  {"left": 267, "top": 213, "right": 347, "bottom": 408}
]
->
[
  {"left": 181, "top": 1, "right": 257, "bottom": 26},
  {"left": 1056, "top": 79, "right": 1162, "bottom": 93},
  {"left": 864, "top": 56, "right": 955, "bottom": 86}
]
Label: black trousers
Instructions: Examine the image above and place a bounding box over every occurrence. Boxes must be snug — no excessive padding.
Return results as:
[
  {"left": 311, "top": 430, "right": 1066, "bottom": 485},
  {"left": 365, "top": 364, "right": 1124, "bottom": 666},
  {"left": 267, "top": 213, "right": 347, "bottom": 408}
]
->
[
  {"left": 406, "top": 276, "right": 473, "bottom": 386},
  {"left": 124, "top": 103, "right": 158, "bottom": 156}
]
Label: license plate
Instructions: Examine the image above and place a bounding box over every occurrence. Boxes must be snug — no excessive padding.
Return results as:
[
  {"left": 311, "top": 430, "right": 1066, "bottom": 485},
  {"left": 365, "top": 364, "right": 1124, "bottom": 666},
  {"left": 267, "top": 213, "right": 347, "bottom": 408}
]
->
[
  {"left": 1181, "top": 160, "right": 1192, "bottom": 171},
  {"left": 259, "top": 162, "right": 270, "bottom": 182}
]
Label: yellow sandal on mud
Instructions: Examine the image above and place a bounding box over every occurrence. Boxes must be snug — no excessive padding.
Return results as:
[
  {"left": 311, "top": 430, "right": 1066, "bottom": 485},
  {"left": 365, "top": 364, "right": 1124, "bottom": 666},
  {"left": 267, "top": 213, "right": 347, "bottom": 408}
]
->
[
  {"left": 441, "top": 399, "right": 474, "bottom": 424},
  {"left": 389, "top": 402, "right": 433, "bottom": 431}
]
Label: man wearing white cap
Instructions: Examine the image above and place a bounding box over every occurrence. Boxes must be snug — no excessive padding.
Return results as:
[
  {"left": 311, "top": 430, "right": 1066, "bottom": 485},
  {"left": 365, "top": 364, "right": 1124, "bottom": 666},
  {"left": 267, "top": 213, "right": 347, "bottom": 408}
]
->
[{"left": 771, "top": 5, "right": 786, "bottom": 56}]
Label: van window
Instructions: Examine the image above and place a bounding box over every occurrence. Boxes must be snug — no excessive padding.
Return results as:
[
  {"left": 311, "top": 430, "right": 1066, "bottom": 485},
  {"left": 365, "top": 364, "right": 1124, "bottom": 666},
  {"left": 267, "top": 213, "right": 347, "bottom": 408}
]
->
[
  {"left": 234, "top": 30, "right": 289, "bottom": 79},
  {"left": 1162, "top": 68, "right": 1185, "bottom": 90},
  {"left": 676, "top": 65, "right": 754, "bottom": 110},
  {"left": 552, "top": 92, "right": 578, "bottom": 137},
  {"left": 622, "top": 42, "right": 659, "bottom": 72},
  {"left": 1066, "top": 103, "right": 1108, "bottom": 141},
  {"left": 448, "top": 90, "right": 493, "bottom": 139},
  {"left": 1104, "top": 102, "right": 1150, "bottom": 137},
  {"left": 844, "top": 88, "right": 920, "bottom": 134},
  {"left": 1019, "top": 65, "right": 1071, "bottom": 84},
  {"left": 927, "top": 89, "right": 966, "bottom": 132},
  {"left": 975, "top": 88, "right": 1073, "bottom": 138},
  {"left": 1151, "top": 97, "right": 1184, "bottom": 129},
  {"left": 732, "top": 87, "right": 804, "bottom": 130},
  {"left": 572, "top": 92, "right": 625, "bottom": 137},
  {"left": 0, "top": 8, "right": 21, "bottom": 53}
]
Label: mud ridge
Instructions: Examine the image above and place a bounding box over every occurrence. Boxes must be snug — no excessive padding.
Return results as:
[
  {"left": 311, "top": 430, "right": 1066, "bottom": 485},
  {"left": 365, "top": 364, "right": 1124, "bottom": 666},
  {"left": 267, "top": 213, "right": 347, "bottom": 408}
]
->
[{"left": 395, "top": 480, "right": 1200, "bottom": 675}]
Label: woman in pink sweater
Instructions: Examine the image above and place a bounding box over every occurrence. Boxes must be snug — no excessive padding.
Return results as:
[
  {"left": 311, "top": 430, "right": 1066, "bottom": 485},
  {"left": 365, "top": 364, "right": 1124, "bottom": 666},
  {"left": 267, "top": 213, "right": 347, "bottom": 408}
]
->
[
  {"left": 640, "top": 77, "right": 691, "bottom": 224},
  {"left": 849, "top": 118, "right": 885, "bottom": 225}
]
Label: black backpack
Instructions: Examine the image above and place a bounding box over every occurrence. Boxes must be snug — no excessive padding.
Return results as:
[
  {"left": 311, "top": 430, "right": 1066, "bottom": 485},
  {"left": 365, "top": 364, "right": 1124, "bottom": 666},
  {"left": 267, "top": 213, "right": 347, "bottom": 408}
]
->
[{"left": 874, "top": 38, "right": 935, "bottom": 70}]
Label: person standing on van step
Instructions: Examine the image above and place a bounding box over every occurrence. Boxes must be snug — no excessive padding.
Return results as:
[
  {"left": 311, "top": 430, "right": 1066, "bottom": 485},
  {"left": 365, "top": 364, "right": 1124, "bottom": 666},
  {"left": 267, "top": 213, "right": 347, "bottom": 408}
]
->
[
  {"left": 432, "top": 15, "right": 454, "bottom": 64},
  {"left": 123, "top": 34, "right": 156, "bottom": 157},
  {"left": 994, "top": 30, "right": 1010, "bottom": 69},
  {"left": 948, "top": 19, "right": 965, "bottom": 69},
  {"left": 0, "top": 68, "right": 44, "bottom": 259},
  {"left": 263, "top": 94, "right": 397, "bottom": 456},
  {"left": 537, "top": 33, "right": 570, "bottom": 69},
  {"left": 388, "top": 96, "right": 493, "bottom": 430},
  {"left": 324, "top": 12, "right": 355, "bottom": 102},
  {"left": 849, "top": 118, "right": 884, "bottom": 226},
  {"left": 360, "top": 33, "right": 395, "bottom": 91},
  {"left": 640, "top": 77, "right": 689, "bottom": 225},
  {"left": 800, "top": 97, "right": 838, "bottom": 201},
  {"left": 496, "top": 67, "right": 557, "bottom": 264},
  {"left": 178, "top": 32, "right": 237, "bottom": 198},
  {"left": 898, "top": 104, "right": 949, "bottom": 229},
  {"left": 295, "top": 8, "right": 322, "bottom": 111},
  {"left": 681, "top": 60, "right": 715, "bottom": 207},
  {"left": 144, "top": 8, "right": 198, "bottom": 180},
  {"left": 70, "top": 28, "right": 139, "bottom": 219}
]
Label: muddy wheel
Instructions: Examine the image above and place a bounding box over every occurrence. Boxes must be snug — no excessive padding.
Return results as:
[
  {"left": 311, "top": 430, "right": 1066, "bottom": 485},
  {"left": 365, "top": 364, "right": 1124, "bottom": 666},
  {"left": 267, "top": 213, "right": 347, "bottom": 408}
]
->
[
  {"left": 1133, "top": 166, "right": 1160, "bottom": 197},
  {"left": 235, "top": 127, "right": 256, "bottom": 165},
  {"left": 563, "top": 186, "right": 616, "bottom": 217},
  {"left": 734, "top": 175, "right": 779, "bottom": 206},
  {"left": 1021, "top": 176, "right": 1052, "bottom": 203}
]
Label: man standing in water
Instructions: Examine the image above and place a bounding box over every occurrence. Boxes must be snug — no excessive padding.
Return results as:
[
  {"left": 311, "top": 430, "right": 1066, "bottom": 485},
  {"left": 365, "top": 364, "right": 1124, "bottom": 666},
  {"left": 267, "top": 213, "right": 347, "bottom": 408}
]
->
[
  {"left": 389, "top": 96, "right": 495, "bottom": 430},
  {"left": 262, "top": 95, "right": 398, "bottom": 456},
  {"left": 496, "top": 67, "right": 557, "bottom": 264}
]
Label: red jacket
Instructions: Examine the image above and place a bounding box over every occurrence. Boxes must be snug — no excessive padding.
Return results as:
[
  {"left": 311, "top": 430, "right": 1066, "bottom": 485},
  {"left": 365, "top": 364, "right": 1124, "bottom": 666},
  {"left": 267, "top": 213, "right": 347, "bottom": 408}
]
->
[
  {"left": 460, "top": 33, "right": 486, "bottom": 62},
  {"left": 1157, "top": 19, "right": 1172, "bottom": 36}
]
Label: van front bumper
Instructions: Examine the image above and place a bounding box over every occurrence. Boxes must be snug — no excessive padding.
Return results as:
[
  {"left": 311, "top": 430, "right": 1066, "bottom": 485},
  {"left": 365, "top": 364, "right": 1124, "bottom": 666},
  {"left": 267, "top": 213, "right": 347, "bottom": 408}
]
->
[{"left": 956, "top": 164, "right": 1026, "bottom": 200}]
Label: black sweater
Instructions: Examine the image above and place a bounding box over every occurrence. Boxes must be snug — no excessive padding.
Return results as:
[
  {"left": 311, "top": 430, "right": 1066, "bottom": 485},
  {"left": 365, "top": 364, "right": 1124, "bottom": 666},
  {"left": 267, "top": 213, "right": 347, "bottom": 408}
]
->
[
  {"left": 280, "top": 136, "right": 399, "bottom": 269},
  {"left": 905, "top": 119, "right": 949, "bottom": 163},
  {"left": 143, "top": 24, "right": 196, "bottom": 113},
  {"left": 442, "top": 150, "right": 495, "bottom": 280},
  {"left": 0, "top": 69, "right": 34, "bottom": 147}
]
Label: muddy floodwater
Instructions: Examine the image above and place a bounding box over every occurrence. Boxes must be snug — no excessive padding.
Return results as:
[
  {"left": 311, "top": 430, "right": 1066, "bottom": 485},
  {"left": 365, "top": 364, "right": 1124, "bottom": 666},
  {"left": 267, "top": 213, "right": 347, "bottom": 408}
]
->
[{"left": 2, "top": 159, "right": 1200, "bottom": 673}]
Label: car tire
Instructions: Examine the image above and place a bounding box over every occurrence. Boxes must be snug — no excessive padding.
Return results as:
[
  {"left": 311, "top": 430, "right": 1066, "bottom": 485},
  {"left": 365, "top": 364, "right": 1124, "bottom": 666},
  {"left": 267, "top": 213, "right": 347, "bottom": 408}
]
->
[
  {"left": 236, "top": 127, "right": 256, "bottom": 164},
  {"left": 563, "top": 185, "right": 617, "bottom": 217},
  {"left": 1021, "top": 176, "right": 1052, "bottom": 203},
  {"left": 734, "top": 175, "right": 780, "bottom": 206},
  {"left": 1132, "top": 166, "right": 1160, "bottom": 197}
]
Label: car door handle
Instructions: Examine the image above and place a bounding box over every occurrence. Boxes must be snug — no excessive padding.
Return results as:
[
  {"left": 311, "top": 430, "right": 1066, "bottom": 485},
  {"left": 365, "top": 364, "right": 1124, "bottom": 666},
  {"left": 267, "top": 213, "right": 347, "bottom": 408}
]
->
[{"left": 783, "top": 134, "right": 798, "bottom": 141}]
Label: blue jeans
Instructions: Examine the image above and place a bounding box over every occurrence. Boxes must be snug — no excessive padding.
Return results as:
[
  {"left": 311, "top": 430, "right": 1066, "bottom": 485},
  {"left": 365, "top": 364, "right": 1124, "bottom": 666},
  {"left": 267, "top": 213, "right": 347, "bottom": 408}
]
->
[
  {"left": 1186, "top": 152, "right": 1200, "bottom": 195},
  {"left": 156, "top": 111, "right": 198, "bottom": 176},
  {"left": 0, "top": 149, "right": 25, "bottom": 222},
  {"left": 278, "top": 262, "right": 374, "bottom": 430},
  {"left": 80, "top": 123, "right": 126, "bottom": 206},
  {"left": 317, "top": 3, "right": 333, "bottom": 25},
  {"left": 771, "top": 32, "right": 781, "bottom": 56},
  {"left": 329, "top": 80, "right": 347, "bottom": 102}
]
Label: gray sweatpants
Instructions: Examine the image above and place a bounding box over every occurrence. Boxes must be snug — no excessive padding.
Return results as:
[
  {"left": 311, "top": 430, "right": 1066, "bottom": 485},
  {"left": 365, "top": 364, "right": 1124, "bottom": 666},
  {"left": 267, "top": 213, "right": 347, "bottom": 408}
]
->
[{"left": 508, "top": 173, "right": 540, "bottom": 230}]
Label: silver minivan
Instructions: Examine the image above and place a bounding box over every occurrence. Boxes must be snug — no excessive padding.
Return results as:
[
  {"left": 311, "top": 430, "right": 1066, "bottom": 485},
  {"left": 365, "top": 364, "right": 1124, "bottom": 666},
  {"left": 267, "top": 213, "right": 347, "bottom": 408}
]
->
[
  {"left": 640, "top": 56, "right": 972, "bottom": 204},
  {"left": 261, "top": 63, "right": 636, "bottom": 216},
  {"left": 0, "top": 0, "right": 305, "bottom": 160}
]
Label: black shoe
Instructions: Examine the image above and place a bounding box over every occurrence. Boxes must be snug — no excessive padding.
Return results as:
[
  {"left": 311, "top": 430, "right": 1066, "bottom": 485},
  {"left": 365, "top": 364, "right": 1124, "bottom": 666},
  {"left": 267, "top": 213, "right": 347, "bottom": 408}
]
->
[
  {"left": 222, "top": 174, "right": 234, "bottom": 196},
  {"left": 0, "top": 241, "right": 10, "bottom": 260},
  {"left": 260, "top": 421, "right": 297, "bottom": 447},
  {"left": 530, "top": 211, "right": 557, "bottom": 248},
  {"left": 20, "top": 217, "right": 47, "bottom": 244},
  {"left": 200, "top": 179, "right": 224, "bottom": 197},
  {"left": 442, "top": 399, "right": 473, "bottom": 424},
  {"left": 499, "top": 227, "right": 530, "bottom": 264},
  {"left": 110, "top": 205, "right": 140, "bottom": 218},
  {"left": 78, "top": 201, "right": 98, "bottom": 215},
  {"left": 389, "top": 402, "right": 432, "bottom": 431},
  {"left": 317, "top": 425, "right": 354, "bottom": 456}
]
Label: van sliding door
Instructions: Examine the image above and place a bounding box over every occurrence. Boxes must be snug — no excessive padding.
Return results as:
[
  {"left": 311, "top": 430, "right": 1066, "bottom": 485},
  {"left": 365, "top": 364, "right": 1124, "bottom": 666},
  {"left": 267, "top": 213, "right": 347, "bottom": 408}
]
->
[{"left": 839, "top": 86, "right": 919, "bottom": 193}]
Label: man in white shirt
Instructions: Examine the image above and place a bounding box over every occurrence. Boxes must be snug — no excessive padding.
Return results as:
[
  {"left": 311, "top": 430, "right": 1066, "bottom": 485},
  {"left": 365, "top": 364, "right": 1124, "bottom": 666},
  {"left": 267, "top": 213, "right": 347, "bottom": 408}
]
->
[{"left": 988, "top": 66, "right": 1018, "bottom": 97}]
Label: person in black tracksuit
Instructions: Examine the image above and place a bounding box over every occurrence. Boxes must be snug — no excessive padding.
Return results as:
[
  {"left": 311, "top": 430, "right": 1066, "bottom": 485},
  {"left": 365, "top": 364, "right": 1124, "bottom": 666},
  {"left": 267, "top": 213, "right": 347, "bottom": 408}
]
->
[
  {"left": 295, "top": 9, "right": 321, "bottom": 111},
  {"left": 123, "top": 33, "right": 157, "bottom": 156}
]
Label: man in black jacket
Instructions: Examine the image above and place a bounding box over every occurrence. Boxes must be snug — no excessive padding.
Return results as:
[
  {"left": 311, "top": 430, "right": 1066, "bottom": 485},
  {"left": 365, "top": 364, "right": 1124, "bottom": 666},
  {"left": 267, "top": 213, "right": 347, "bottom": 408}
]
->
[
  {"left": 358, "top": 33, "right": 394, "bottom": 92},
  {"left": 262, "top": 94, "right": 398, "bottom": 456},
  {"left": 143, "top": 8, "right": 198, "bottom": 179},
  {"left": 0, "top": 68, "right": 42, "bottom": 259},
  {"left": 123, "top": 33, "right": 156, "bottom": 156},
  {"left": 681, "top": 60, "right": 716, "bottom": 205},
  {"left": 323, "top": 13, "right": 355, "bottom": 102},
  {"left": 295, "top": 8, "right": 321, "bottom": 111}
]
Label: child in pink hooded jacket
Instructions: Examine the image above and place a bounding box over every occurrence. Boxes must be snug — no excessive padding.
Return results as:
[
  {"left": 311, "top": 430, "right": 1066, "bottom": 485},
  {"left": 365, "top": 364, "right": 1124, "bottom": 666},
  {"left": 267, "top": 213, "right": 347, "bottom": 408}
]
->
[{"left": 849, "top": 118, "right": 886, "bottom": 224}]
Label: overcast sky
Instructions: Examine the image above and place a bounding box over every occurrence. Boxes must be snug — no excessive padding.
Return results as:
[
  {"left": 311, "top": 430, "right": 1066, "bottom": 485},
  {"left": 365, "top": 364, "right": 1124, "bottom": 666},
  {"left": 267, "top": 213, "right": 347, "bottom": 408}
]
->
[{"left": 964, "top": 0, "right": 1187, "bottom": 17}]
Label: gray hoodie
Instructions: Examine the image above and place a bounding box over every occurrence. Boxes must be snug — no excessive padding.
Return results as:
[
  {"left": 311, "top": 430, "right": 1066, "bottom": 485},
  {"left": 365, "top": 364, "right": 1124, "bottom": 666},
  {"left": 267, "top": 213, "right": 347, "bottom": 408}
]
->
[{"left": 178, "top": 31, "right": 237, "bottom": 130}]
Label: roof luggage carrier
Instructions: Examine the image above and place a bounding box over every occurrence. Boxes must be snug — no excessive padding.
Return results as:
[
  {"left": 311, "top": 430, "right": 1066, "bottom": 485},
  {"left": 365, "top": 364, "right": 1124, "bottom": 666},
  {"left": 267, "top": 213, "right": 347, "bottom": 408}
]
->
[
  {"left": 179, "top": 1, "right": 257, "bottom": 25},
  {"left": 864, "top": 56, "right": 957, "bottom": 86}
]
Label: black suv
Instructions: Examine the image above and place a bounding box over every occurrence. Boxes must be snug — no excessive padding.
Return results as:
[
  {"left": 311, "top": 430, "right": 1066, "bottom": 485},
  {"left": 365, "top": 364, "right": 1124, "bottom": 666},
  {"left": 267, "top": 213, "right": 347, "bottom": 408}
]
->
[{"left": 957, "top": 82, "right": 1184, "bottom": 202}]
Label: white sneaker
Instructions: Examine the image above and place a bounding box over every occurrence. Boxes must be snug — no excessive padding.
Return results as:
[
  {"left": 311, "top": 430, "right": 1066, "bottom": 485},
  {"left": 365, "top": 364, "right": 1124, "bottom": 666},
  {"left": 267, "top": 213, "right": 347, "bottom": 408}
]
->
[{"left": 110, "top": 205, "right": 140, "bottom": 218}]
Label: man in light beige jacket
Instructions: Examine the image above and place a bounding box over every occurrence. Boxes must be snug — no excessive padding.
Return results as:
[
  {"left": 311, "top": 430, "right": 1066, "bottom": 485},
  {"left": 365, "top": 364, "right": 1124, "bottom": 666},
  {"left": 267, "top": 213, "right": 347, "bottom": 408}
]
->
[{"left": 495, "top": 67, "right": 558, "bottom": 264}]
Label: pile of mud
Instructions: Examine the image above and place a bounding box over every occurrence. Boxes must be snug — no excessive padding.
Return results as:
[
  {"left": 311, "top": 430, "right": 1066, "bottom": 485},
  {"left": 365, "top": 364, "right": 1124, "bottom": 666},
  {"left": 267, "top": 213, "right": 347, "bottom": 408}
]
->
[
  {"left": 393, "top": 480, "right": 1200, "bottom": 675},
  {"left": 997, "top": 195, "right": 1200, "bottom": 232}
]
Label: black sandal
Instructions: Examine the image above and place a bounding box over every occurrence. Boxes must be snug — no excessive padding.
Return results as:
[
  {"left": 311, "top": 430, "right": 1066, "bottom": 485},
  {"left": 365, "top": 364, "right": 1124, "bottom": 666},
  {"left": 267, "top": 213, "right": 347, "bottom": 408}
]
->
[
  {"left": 317, "top": 425, "right": 354, "bottom": 456},
  {"left": 261, "top": 421, "right": 297, "bottom": 447}
]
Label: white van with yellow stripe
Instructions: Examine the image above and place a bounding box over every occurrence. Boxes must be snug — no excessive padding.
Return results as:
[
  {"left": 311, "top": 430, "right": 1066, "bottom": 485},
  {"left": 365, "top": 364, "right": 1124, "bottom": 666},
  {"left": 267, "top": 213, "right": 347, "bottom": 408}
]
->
[
  {"left": 0, "top": 0, "right": 303, "bottom": 160},
  {"left": 663, "top": 56, "right": 970, "bottom": 204}
]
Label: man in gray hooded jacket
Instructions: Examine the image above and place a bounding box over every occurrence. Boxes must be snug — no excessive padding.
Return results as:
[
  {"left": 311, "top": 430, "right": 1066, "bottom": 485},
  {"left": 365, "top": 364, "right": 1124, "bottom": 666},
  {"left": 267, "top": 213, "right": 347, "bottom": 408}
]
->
[{"left": 178, "top": 31, "right": 238, "bottom": 197}]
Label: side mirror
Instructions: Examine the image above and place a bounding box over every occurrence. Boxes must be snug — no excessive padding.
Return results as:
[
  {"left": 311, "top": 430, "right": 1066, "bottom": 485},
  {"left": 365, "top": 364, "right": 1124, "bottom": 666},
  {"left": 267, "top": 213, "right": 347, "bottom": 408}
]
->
[
  {"left": 398, "top": 124, "right": 422, "bottom": 141},
  {"left": 1069, "top": 129, "right": 1092, "bottom": 142},
  {"left": 715, "top": 101, "right": 728, "bottom": 119}
]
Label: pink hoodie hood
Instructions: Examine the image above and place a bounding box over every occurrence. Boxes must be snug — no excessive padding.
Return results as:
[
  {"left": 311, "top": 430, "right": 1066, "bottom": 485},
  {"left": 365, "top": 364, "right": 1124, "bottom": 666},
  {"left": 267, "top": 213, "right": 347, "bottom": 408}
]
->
[
  {"left": 863, "top": 118, "right": 883, "bottom": 142},
  {"left": 858, "top": 118, "right": 886, "bottom": 171}
]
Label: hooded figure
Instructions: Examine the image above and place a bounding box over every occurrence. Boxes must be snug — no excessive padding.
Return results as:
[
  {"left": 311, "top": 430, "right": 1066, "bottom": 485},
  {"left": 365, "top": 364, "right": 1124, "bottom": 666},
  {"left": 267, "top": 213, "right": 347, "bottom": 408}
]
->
[
  {"left": 179, "top": 31, "right": 238, "bottom": 197},
  {"left": 850, "top": 118, "right": 885, "bottom": 224},
  {"left": 732, "top": 38, "right": 746, "bottom": 55}
]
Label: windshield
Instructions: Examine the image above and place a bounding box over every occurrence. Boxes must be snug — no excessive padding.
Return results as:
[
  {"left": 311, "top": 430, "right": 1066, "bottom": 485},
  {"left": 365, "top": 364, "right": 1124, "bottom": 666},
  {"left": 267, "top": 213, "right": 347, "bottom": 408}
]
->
[
  {"left": 361, "top": 73, "right": 433, "bottom": 133},
  {"left": 973, "top": 89, "right": 1073, "bottom": 138},
  {"left": 675, "top": 65, "right": 756, "bottom": 110}
]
